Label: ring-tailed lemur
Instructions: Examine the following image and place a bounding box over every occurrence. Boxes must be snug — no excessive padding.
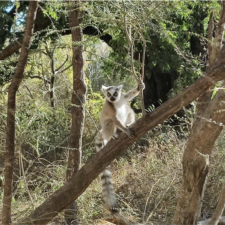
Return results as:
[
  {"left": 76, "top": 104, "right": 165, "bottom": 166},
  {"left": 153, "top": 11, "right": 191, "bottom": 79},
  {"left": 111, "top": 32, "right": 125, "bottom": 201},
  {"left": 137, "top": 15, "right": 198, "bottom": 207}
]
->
[{"left": 95, "top": 82, "right": 145, "bottom": 212}]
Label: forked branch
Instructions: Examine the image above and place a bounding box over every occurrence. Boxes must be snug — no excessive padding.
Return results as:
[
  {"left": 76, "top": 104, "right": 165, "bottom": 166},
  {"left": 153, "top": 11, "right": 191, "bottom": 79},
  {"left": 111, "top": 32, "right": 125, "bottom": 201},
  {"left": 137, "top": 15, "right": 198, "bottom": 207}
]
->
[{"left": 123, "top": 1, "right": 146, "bottom": 117}]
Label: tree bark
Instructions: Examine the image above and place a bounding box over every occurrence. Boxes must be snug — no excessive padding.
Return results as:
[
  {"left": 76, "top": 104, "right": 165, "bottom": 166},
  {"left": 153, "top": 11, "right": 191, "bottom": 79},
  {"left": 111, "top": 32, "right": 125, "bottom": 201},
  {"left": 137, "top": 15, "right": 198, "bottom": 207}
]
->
[
  {"left": 64, "top": 1, "right": 86, "bottom": 224},
  {"left": 172, "top": 90, "right": 225, "bottom": 225},
  {"left": 1, "top": 2, "right": 38, "bottom": 225},
  {"left": 16, "top": 45, "right": 225, "bottom": 225}
]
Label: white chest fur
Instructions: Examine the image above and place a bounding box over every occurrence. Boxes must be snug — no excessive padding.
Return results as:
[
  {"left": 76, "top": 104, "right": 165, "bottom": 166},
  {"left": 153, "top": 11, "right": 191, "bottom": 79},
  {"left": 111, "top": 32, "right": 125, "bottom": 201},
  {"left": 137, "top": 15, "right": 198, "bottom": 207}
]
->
[{"left": 116, "top": 104, "right": 127, "bottom": 124}]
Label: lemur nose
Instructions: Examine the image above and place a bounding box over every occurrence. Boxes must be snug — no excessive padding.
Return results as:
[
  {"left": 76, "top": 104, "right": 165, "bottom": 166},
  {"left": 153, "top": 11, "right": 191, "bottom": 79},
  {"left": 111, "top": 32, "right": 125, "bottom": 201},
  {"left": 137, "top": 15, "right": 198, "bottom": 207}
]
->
[{"left": 110, "top": 97, "right": 116, "bottom": 101}]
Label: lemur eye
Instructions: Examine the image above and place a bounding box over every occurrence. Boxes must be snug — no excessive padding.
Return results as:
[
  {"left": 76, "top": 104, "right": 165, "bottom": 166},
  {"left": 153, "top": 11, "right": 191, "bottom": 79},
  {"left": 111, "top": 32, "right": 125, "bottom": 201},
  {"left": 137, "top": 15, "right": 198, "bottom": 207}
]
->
[
  {"left": 107, "top": 93, "right": 111, "bottom": 97},
  {"left": 113, "top": 92, "right": 118, "bottom": 97}
]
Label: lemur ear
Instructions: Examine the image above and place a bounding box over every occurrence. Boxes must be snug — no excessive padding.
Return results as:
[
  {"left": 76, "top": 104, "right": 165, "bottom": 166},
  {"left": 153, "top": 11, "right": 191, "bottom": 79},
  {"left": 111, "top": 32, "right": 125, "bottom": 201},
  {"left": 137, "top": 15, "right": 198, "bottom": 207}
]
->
[
  {"left": 118, "top": 85, "right": 123, "bottom": 90},
  {"left": 101, "top": 85, "right": 107, "bottom": 93}
]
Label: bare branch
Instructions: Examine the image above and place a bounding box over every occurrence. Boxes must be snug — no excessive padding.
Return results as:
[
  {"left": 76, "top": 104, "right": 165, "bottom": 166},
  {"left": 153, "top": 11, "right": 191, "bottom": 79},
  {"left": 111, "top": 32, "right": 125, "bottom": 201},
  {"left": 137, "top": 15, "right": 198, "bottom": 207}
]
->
[
  {"left": 22, "top": 82, "right": 33, "bottom": 99},
  {"left": 55, "top": 54, "right": 69, "bottom": 72},
  {"left": 122, "top": 1, "right": 146, "bottom": 117},
  {"left": 58, "top": 64, "right": 72, "bottom": 74},
  {"left": 29, "top": 75, "right": 50, "bottom": 84},
  {"left": 41, "top": 51, "right": 48, "bottom": 56},
  {"left": 123, "top": 17, "right": 138, "bottom": 81},
  {"left": 138, "top": 30, "right": 146, "bottom": 117}
]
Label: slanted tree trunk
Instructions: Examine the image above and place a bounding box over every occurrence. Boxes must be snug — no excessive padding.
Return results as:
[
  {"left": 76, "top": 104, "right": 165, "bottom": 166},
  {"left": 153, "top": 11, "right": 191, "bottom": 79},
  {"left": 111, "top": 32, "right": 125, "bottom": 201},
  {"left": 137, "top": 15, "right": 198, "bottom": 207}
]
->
[
  {"left": 15, "top": 45, "right": 225, "bottom": 225},
  {"left": 1, "top": 2, "right": 38, "bottom": 225},
  {"left": 172, "top": 2, "right": 225, "bottom": 224},
  {"left": 64, "top": 1, "right": 86, "bottom": 224},
  {"left": 172, "top": 90, "right": 225, "bottom": 225}
]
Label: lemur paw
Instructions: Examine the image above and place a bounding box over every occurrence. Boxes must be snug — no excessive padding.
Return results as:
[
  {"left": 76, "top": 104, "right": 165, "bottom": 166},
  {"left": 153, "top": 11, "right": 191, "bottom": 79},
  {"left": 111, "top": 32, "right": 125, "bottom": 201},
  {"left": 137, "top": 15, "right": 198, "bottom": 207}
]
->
[
  {"left": 127, "top": 128, "right": 135, "bottom": 137},
  {"left": 112, "top": 133, "right": 119, "bottom": 139},
  {"left": 138, "top": 81, "right": 145, "bottom": 91}
]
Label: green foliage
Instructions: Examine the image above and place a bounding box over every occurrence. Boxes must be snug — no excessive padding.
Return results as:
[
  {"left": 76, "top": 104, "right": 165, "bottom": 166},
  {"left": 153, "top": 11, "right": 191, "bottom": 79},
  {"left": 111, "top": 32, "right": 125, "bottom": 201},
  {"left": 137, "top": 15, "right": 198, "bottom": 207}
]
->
[
  {"left": 0, "top": 1, "right": 14, "bottom": 49},
  {"left": 85, "top": 1, "right": 217, "bottom": 96},
  {"left": 0, "top": 55, "right": 18, "bottom": 84},
  {"left": 16, "top": 100, "right": 70, "bottom": 158},
  {"left": 82, "top": 83, "right": 104, "bottom": 158}
]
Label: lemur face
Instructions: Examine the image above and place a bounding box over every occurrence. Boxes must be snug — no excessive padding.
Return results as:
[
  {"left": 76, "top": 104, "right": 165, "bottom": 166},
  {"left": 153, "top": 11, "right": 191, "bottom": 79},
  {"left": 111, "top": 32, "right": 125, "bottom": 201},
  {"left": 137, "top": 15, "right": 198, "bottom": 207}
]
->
[{"left": 101, "top": 85, "right": 123, "bottom": 103}]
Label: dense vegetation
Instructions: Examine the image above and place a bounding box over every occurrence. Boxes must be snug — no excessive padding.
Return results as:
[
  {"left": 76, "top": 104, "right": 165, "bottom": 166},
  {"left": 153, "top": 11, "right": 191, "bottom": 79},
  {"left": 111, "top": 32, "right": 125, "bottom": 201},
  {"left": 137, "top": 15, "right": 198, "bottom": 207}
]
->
[{"left": 0, "top": 1, "right": 225, "bottom": 225}]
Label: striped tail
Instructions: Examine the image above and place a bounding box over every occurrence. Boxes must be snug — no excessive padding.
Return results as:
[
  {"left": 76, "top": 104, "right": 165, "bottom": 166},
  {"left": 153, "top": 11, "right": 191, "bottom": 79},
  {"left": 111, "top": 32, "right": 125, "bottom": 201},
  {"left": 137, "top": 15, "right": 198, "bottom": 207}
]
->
[{"left": 95, "top": 131, "right": 118, "bottom": 213}]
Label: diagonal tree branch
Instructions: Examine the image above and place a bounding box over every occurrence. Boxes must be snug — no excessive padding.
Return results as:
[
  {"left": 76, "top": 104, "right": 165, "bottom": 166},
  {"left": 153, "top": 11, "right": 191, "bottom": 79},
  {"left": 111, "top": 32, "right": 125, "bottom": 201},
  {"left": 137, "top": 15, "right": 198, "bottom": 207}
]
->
[
  {"left": 16, "top": 44, "right": 225, "bottom": 225},
  {"left": 55, "top": 54, "right": 69, "bottom": 72},
  {"left": 58, "top": 63, "right": 72, "bottom": 73},
  {"left": 29, "top": 75, "right": 51, "bottom": 84}
]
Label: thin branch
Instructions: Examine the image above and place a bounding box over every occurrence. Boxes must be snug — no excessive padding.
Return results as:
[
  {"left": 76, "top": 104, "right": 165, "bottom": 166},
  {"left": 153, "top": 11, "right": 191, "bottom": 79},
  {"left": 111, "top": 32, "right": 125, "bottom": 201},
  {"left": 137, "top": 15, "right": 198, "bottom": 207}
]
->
[
  {"left": 22, "top": 82, "right": 33, "bottom": 99},
  {"left": 41, "top": 51, "right": 48, "bottom": 56},
  {"left": 84, "top": 50, "right": 132, "bottom": 74},
  {"left": 123, "top": 9, "right": 138, "bottom": 82},
  {"left": 122, "top": 1, "right": 145, "bottom": 117},
  {"left": 58, "top": 64, "right": 72, "bottom": 73},
  {"left": 29, "top": 75, "right": 50, "bottom": 84},
  {"left": 146, "top": 174, "right": 176, "bottom": 222},
  {"left": 19, "top": 149, "right": 35, "bottom": 209},
  {"left": 44, "top": 41, "right": 51, "bottom": 58},
  {"left": 55, "top": 54, "right": 69, "bottom": 72},
  {"left": 142, "top": 177, "right": 163, "bottom": 222},
  {"left": 138, "top": 29, "right": 146, "bottom": 117}
]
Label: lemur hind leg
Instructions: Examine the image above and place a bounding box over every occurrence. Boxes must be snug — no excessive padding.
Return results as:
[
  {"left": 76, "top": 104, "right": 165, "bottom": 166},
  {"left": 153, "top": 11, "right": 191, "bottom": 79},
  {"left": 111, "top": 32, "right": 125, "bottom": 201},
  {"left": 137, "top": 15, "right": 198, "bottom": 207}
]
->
[{"left": 125, "top": 104, "right": 135, "bottom": 126}]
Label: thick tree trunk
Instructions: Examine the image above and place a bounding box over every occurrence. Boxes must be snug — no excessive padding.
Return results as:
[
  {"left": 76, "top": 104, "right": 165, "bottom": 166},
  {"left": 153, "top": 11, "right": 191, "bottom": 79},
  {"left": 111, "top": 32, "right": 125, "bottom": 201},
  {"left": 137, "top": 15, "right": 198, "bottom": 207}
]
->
[
  {"left": 64, "top": 1, "right": 86, "bottom": 224},
  {"left": 172, "top": 90, "right": 225, "bottom": 225},
  {"left": 1, "top": 2, "right": 38, "bottom": 225},
  {"left": 173, "top": 2, "right": 225, "bottom": 224},
  {"left": 16, "top": 46, "right": 225, "bottom": 225}
]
